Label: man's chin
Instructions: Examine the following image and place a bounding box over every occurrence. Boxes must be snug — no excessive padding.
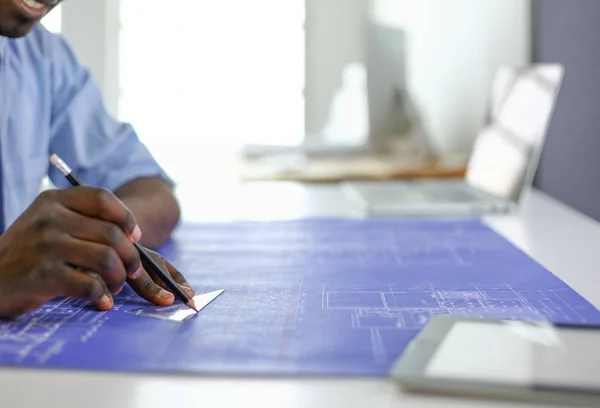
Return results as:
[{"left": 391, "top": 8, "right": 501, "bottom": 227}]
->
[{"left": 0, "top": 21, "right": 38, "bottom": 38}]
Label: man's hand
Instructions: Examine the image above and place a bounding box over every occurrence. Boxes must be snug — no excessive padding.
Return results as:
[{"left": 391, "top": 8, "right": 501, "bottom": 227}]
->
[
  {"left": 0, "top": 187, "right": 192, "bottom": 318},
  {"left": 115, "top": 177, "right": 180, "bottom": 250},
  {"left": 94, "top": 249, "right": 194, "bottom": 311}
]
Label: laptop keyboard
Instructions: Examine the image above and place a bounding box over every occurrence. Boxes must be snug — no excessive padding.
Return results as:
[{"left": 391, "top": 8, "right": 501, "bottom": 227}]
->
[
  {"left": 349, "top": 183, "right": 486, "bottom": 205},
  {"left": 423, "top": 188, "right": 482, "bottom": 203}
]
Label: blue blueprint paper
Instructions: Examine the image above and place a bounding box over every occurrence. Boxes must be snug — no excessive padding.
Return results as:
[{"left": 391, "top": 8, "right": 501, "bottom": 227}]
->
[{"left": 1, "top": 218, "right": 599, "bottom": 377}]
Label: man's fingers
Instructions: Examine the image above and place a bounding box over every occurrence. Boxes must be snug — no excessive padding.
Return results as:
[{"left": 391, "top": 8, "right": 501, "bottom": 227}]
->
[
  {"left": 165, "top": 262, "right": 194, "bottom": 296},
  {"left": 128, "top": 270, "right": 175, "bottom": 306},
  {"left": 86, "top": 271, "right": 114, "bottom": 311},
  {"left": 93, "top": 293, "right": 114, "bottom": 311},
  {"left": 56, "top": 236, "right": 127, "bottom": 294},
  {"left": 143, "top": 251, "right": 195, "bottom": 298},
  {"left": 52, "top": 187, "right": 142, "bottom": 242},
  {"left": 57, "top": 267, "right": 105, "bottom": 303},
  {"left": 60, "top": 210, "right": 143, "bottom": 280}
]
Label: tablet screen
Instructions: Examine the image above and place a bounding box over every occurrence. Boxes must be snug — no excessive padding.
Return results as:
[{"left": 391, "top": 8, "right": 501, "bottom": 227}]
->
[{"left": 424, "top": 321, "right": 600, "bottom": 390}]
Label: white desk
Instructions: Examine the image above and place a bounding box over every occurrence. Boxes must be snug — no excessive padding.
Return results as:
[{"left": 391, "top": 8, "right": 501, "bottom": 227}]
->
[{"left": 1, "top": 184, "right": 598, "bottom": 408}]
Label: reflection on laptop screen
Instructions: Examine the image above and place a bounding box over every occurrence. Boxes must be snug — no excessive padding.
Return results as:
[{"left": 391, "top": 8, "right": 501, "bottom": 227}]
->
[{"left": 465, "top": 65, "right": 564, "bottom": 202}]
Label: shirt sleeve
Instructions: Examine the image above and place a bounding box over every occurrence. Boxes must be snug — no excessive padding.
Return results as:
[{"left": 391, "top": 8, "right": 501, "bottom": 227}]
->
[{"left": 46, "top": 32, "right": 173, "bottom": 191}]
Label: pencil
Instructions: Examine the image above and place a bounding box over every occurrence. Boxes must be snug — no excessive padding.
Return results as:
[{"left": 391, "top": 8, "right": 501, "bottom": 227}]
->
[{"left": 49, "top": 154, "right": 198, "bottom": 313}]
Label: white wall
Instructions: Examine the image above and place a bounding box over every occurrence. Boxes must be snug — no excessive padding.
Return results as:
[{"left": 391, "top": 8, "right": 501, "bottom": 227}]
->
[{"left": 370, "top": 0, "right": 531, "bottom": 155}]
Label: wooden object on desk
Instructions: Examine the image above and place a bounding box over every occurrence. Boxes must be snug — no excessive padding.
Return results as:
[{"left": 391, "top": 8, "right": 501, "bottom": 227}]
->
[{"left": 236, "top": 153, "right": 467, "bottom": 182}]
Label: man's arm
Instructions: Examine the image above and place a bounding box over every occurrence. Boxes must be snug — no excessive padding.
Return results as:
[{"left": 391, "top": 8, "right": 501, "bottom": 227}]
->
[
  {"left": 115, "top": 177, "right": 180, "bottom": 249},
  {"left": 45, "top": 29, "right": 178, "bottom": 247}
]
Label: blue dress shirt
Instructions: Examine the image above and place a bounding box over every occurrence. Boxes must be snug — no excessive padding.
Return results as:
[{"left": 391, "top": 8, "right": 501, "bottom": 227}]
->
[{"left": 0, "top": 25, "right": 171, "bottom": 231}]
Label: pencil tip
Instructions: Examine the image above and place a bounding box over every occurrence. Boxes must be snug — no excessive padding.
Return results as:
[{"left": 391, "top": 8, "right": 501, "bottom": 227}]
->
[{"left": 186, "top": 300, "right": 199, "bottom": 313}]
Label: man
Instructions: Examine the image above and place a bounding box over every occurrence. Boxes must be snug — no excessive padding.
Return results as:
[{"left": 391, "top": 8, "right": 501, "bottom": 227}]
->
[{"left": 0, "top": 0, "right": 194, "bottom": 318}]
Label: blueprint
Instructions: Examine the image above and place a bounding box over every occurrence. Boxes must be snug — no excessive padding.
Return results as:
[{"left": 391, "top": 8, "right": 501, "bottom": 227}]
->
[{"left": 0, "top": 218, "right": 599, "bottom": 376}]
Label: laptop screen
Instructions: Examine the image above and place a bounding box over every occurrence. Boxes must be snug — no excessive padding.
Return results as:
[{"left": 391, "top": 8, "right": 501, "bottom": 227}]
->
[{"left": 465, "top": 65, "right": 564, "bottom": 202}]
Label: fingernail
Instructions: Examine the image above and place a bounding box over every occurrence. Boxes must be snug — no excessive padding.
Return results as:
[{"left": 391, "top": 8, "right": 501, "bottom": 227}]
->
[
  {"left": 97, "top": 295, "right": 112, "bottom": 308},
  {"left": 130, "top": 264, "right": 144, "bottom": 279},
  {"left": 179, "top": 284, "right": 194, "bottom": 295},
  {"left": 130, "top": 225, "right": 142, "bottom": 243},
  {"left": 159, "top": 289, "right": 174, "bottom": 299}
]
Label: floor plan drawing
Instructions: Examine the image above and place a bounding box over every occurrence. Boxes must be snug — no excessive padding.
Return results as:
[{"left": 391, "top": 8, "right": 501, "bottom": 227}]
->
[
  {"left": 323, "top": 284, "right": 589, "bottom": 362},
  {"left": 325, "top": 285, "right": 585, "bottom": 330},
  {"left": 0, "top": 218, "right": 598, "bottom": 377}
]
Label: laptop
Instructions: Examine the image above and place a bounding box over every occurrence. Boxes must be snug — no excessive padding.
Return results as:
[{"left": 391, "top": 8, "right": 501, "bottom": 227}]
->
[{"left": 341, "top": 64, "right": 565, "bottom": 216}]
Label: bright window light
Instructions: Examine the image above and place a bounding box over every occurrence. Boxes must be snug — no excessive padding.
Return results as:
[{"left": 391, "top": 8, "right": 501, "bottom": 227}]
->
[
  {"left": 118, "top": 1, "right": 305, "bottom": 184},
  {"left": 41, "top": 4, "right": 62, "bottom": 33}
]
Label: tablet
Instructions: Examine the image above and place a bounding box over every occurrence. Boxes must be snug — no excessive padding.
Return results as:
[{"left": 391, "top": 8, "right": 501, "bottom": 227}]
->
[{"left": 389, "top": 316, "right": 600, "bottom": 407}]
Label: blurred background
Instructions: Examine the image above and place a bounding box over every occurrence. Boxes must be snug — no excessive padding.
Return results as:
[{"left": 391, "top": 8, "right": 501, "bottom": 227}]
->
[
  {"left": 41, "top": 0, "right": 600, "bottom": 222},
  {"left": 41, "top": 0, "right": 528, "bottom": 182}
]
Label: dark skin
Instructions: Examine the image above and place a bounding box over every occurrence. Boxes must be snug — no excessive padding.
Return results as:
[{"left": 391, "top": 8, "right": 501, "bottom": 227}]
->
[
  {"left": 0, "top": 1, "right": 194, "bottom": 317},
  {"left": 0, "top": 183, "right": 193, "bottom": 318},
  {"left": 95, "top": 178, "right": 188, "bottom": 312},
  {"left": 116, "top": 178, "right": 181, "bottom": 250},
  {"left": 0, "top": 0, "right": 57, "bottom": 38}
]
